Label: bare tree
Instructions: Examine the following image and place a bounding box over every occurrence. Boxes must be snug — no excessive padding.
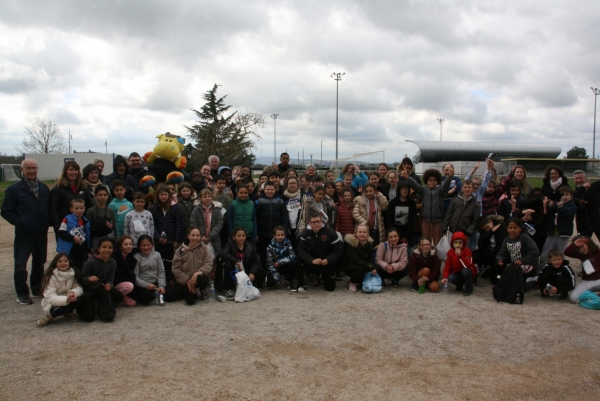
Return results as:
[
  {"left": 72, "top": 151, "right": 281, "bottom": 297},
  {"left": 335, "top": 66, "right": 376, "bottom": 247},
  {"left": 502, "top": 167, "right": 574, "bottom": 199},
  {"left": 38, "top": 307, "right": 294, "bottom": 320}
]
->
[{"left": 16, "top": 117, "right": 66, "bottom": 154}]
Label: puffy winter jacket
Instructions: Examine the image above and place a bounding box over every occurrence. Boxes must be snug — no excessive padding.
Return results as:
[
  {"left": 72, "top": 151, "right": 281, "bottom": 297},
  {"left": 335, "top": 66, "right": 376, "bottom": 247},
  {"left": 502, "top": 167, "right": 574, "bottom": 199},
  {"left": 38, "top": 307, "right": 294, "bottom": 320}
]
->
[
  {"left": 189, "top": 201, "right": 224, "bottom": 255},
  {"left": 335, "top": 199, "right": 355, "bottom": 237},
  {"left": 41, "top": 268, "right": 83, "bottom": 313},
  {"left": 375, "top": 241, "right": 408, "bottom": 272},
  {"left": 344, "top": 233, "right": 375, "bottom": 270},
  {"left": 255, "top": 194, "right": 289, "bottom": 237},
  {"left": 352, "top": 193, "right": 389, "bottom": 240},
  {"left": 220, "top": 239, "right": 262, "bottom": 276},
  {"left": 152, "top": 203, "right": 183, "bottom": 243}
]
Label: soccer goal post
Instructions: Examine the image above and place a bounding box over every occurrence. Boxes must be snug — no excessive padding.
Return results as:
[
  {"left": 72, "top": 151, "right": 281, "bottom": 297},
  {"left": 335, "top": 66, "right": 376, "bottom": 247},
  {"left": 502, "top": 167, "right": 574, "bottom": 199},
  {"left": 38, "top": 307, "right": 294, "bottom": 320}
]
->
[{"left": 330, "top": 150, "right": 385, "bottom": 171}]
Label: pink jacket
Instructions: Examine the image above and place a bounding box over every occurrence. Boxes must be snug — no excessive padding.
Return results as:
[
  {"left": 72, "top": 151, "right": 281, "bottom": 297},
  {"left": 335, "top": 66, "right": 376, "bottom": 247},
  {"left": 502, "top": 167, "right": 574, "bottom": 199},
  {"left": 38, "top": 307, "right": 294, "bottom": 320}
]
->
[{"left": 375, "top": 241, "right": 408, "bottom": 272}]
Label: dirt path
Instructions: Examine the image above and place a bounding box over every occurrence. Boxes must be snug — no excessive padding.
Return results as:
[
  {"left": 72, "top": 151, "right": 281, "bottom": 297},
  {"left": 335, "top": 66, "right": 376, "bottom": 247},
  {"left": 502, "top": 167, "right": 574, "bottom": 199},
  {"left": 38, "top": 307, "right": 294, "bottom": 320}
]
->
[{"left": 0, "top": 217, "right": 599, "bottom": 400}]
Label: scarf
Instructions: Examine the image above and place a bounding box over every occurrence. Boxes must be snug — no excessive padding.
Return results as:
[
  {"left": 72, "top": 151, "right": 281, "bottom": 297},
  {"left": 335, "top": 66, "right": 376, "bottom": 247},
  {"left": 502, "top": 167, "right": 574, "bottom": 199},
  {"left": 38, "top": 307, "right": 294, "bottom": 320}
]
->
[
  {"left": 24, "top": 177, "right": 40, "bottom": 200},
  {"left": 366, "top": 197, "right": 378, "bottom": 229},
  {"left": 84, "top": 179, "right": 101, "bottom": 193},
  {"left": 202, "top": 203, "right": 213, "bottom": 237},
  {"left": 550, "top": 179, "right": 561, "bottom": 191}
]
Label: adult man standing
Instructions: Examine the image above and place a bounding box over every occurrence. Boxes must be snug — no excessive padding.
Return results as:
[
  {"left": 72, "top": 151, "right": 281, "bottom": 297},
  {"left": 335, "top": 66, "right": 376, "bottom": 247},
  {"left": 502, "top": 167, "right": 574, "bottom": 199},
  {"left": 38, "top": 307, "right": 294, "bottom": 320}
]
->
[
  {"left": 103, "top": 154, "right": 139, "bottom": 201},
  {"left": 208, "top": 155, "right": 220, "bottom": 177},
  {"left": 297, "top": 213, "right": 344, "bottom": 292},
  {"left": 127, "top": 152, "right": 147, "bottom": 184},
  {"left": 1, "top": 159, "right": 50, "bottom": 305},
  {"left": 272, "top": 152, "right": 291, "bottom": 174},
  {"left": 573, "top": 170, "right": 600, "bottom": 239}
]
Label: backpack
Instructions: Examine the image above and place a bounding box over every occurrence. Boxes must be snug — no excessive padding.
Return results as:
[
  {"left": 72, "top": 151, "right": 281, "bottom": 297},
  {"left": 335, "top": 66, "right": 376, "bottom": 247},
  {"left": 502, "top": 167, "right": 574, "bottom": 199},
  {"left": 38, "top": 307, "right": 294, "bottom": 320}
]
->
[
  {"left": 577, "top": 291, "right": 600, "bottom": 310},
  {"left": 492, "top": 264, "right": 524, "bottom": 304}
]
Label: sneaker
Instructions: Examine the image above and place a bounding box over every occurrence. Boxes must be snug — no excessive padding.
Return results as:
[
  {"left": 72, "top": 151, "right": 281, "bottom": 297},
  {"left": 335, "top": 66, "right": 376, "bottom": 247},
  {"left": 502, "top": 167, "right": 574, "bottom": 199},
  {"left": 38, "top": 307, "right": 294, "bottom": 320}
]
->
[
  {"left": 392, "top": 279, "right": 399, "bottom": 288},
  {"left": 463, "top": 287, "right": 473, "bottom": 296},
  {"left": 225, "top": 290, "right": 235, "bottom": 298},
  {"left": 37, "top": 314, "right": 53, "bottom": 327},
  {"left": 349, "top": 282, "right": 357, "bottom": 293},
  {"left": 288, "top": 286, "right": 298, "bottom": 294},
  {"left": 30, "top": 292, "right": 42, "bottom": 298},
  {"left": 63, "top": 313, "right": 79, "bottom": 322},
  {"left": 297, "top": 286, "right": 307, "bottom": 293},
  {"left": 17, "top": 295, "right": 33, "bottom": 305},
  {"left": 410, "top": 282, "right": 419, "bottom": 292},
  {"left": 199, "top": 290, "right": 209, "bottom": 300}
]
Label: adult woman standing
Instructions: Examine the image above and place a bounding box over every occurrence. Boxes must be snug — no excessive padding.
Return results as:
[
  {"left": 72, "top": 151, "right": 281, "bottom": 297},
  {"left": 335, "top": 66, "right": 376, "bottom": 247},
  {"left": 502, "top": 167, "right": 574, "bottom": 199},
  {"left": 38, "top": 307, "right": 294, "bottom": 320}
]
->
[
  {"left": 93, "top": 158, "right": 105, "bottom": 182},
  {"left": 82, "top": 164, "right": 109, "bottom": 205},
  {"left": 542, "top": 165, "right": 569, "bottom": 202},
  {"left": 499, "top": 165, "right": 533, "bottom": 199},
  {"left": 50, "top": 161, "right": 94, "bottom": 236}
]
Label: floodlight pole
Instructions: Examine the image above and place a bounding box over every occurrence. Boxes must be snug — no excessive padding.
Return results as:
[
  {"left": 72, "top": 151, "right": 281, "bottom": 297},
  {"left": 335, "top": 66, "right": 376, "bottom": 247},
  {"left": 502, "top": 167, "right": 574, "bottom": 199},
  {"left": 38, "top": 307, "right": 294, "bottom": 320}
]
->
[
  {"left": 331, "top": 72, "right": 345, "bottom": 161},
  {"left": 592, "top": 88, "right": 599, "bottom": 158},
  {"left": 105, "top": 139, "right": 108, "bottom": 153},
  {"left": 69, "top": 130, "right": 72, "bottom": 153},
  {"left": 271, "top": 113, "right": 279, "bottom": 164},
  {"left": 437, "top": 118, "right": 444, "bottom": 141}
]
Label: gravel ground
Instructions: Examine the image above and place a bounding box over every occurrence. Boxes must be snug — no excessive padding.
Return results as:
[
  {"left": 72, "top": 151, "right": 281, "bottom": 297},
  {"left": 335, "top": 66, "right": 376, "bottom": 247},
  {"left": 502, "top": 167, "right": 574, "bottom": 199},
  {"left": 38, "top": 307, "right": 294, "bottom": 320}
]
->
[{"left": 1, "top": 218, "right": 600, "bottom": 401}]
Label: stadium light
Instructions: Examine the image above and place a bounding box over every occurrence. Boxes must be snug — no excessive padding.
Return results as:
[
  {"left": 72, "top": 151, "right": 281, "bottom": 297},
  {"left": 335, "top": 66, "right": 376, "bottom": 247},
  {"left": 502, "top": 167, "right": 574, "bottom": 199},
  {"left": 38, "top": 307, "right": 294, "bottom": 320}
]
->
[
  {"left": 331, "top": 72, "right": 345, "bottom": 161},
  {"left": 271, "top": 113, "right": 279, "bottom": 164},
  {"left": 591, "top": 87, "right": 599, "bottom": 158},
  {"left": 437, "top": 118, "right": 444, "bottom": 141}
]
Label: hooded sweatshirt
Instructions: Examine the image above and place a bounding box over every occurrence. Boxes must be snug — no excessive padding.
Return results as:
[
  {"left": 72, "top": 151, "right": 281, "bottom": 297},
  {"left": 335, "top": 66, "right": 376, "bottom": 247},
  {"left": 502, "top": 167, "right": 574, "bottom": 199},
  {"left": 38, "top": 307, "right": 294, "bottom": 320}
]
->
[
  {"left": 82, "top": 255, "right": 117, "bottom": 288},
  {"left": 103, "top": 155, "right": 140, "bottom": 201},
  {"left": 443, "top": 231, "right": 476, "bottom": 279}
]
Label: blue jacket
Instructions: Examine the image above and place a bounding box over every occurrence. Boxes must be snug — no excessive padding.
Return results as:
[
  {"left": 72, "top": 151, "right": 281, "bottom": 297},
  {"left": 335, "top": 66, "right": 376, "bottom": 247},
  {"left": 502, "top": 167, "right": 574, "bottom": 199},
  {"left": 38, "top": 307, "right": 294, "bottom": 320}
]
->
[
  {"left": 1, "top": 178, "right": 50, "bottom": 234},
  {"left": 338, "top": 171, "right": 368, "bottom": 191},
  {"left": 56, "top": 213, "right": 91, "bottom": 254},
  {"left": 546, "top": 199, "right": 577, "bottom": 236},
  {"left": 152, "top": 203, "right": 183, "bottom": 243}
]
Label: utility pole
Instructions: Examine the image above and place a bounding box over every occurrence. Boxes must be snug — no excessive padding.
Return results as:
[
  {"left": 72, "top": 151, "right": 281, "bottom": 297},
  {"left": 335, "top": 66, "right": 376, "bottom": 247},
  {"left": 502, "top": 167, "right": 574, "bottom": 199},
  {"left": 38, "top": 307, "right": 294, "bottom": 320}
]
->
[
  {"left": 105, "top": 139, "right": 107, "bottom": 153},
  {"left": 68, "top": 130, "right": 72, "bottom": 153},
  {"left": 320, "top": 141, "right": 323, "bottom": 167},
  {"left": 271, "top": 113, "right": 279, "bottom": 164},
  {"left": 437, "top": 118, "right": 444, "bottom": 141},
  {"left": 331, "top": 72, "right": 345, "bottom": 162}
]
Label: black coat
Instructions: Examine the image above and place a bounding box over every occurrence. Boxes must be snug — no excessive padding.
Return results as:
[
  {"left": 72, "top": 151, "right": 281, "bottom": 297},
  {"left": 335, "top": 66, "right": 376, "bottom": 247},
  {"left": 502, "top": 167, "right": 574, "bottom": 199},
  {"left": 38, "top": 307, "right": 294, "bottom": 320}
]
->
[
  {"left": 297, "top": 226, "right": 344, "bottom": 266},
  {"left": 50, "top": 184, "right": 94, "bottom": 234},
  {"left": 152, "top": 203, "right": 183, "bottom": 243},
  {"left": 112, "top": 249, "right": 137, "bottom": 286},
  {"left": 220, "top": 239, "right": 261, "bottom": 275},
  {"left": 1, "top": 178, "right": 50, "bottom": 234},
  {"left": 542, "top": 176, "right": 569, "bottom": 202},
  {"left": 254, "top": 194, "right": 289, "bottom": 237}
]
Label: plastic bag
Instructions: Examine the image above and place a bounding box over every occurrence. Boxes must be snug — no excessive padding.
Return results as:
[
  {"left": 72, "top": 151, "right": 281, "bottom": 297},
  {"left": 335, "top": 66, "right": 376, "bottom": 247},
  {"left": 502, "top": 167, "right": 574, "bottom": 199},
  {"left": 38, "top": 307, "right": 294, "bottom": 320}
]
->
[
  {"left": 577, "top": 290, "right": 600, "bottom": 310},
  {"left": 436, "top": 231, "right": 450, "bottom": 259},
  {"left": 362, "top": 272, "right": 383, "bottom": 294},
  {"left": 234, "top": 271, "right": 261, "bottom": 302},
  {"left": 206, "top": 242, "right": 216, "bottom": 259}
]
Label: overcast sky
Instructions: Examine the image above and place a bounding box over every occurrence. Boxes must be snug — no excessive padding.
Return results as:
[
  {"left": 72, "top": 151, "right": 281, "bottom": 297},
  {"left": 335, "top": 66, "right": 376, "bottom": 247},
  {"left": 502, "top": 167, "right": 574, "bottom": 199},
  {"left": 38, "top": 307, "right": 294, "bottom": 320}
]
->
[{"left": 1, "top": 0, "right": 599, "bottom": 164}]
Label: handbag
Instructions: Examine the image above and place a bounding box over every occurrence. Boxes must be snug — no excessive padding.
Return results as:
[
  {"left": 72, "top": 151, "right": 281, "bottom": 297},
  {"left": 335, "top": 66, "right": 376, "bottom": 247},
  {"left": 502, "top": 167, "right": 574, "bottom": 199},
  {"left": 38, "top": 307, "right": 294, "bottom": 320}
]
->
[
  {"left": 362, "top": 272, "right": 383, "bottom": 294},
  {"left": 234, "top": 271, "right": 261, "bottom": 302},
  {"left": 436, "top": 230, "right": 450, "bottom": 260},
  {"left": 577, "top": 291, "right": 600, "bottom": 310}
]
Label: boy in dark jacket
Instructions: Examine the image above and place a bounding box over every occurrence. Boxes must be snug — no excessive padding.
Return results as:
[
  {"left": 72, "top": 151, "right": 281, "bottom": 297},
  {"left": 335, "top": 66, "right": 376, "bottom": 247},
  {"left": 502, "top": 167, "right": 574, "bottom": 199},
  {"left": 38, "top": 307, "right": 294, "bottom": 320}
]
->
[
  {"left": 255, "top": 182, "right": 289, "bottom": 271},
  {"left": 538, "top": 249, "right": 576, "bottom": 300},
  {"left": 473, "top": 215, "right": 507, "bottom": 280},
  {"left": 266, "top": 226, "right": 302, "bottom": 292},
  {"left": 442, "top": 179, "right": 481, "bottom": 238},
  {"left": 103, "top": 155, "right": 139, "bottom": 201},
  {"left": 57, "top": 198, "right": 91, "bottom": 270},
  {"left": 297, "top": 213, "right": 344, "bottom": 292},
  {"left": 441, "top": 231, "right": 476, "bottom": 296}
]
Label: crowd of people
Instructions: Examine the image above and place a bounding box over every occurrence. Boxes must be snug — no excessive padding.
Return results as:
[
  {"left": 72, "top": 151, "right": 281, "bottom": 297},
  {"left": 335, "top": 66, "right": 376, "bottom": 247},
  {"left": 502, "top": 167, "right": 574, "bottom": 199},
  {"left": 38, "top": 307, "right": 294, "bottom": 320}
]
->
[{"left": 2, "top": 151, "right": 600, "bottom": 326}]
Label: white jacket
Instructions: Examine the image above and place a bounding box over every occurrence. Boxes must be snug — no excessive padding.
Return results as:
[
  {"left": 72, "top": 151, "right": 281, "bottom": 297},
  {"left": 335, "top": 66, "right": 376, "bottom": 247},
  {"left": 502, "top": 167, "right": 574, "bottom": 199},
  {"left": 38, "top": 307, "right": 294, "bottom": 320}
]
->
[{"left": 41, "top": 268, "right": 84, "bottom": 313}]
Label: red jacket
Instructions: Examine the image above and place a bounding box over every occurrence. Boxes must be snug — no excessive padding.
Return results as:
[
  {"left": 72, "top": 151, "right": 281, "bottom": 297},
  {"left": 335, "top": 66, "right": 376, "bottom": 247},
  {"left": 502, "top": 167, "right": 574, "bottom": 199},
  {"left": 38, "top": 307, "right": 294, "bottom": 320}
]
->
[
  {"left": 335, "top": 199, "right": 355, "bottom": 237},
  {"left": 408, "top": 247, "right": 441, "bottom": 283},
  {"left": 443, "top": 231, "right": 476, "bottom": 279}
]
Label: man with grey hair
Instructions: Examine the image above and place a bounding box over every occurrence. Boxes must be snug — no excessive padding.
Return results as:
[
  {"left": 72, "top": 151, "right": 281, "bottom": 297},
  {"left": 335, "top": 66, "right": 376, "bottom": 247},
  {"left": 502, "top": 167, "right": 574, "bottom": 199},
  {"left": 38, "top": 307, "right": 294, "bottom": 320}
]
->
[
  {"left": 573, "top": 170, "right": 600, "bottom": 238},
  {"left": 208, "top": 155, "right": 220, "bottom": 177},
  {"left": 1, "top": 159, "right": 50, "bottom": 305}
]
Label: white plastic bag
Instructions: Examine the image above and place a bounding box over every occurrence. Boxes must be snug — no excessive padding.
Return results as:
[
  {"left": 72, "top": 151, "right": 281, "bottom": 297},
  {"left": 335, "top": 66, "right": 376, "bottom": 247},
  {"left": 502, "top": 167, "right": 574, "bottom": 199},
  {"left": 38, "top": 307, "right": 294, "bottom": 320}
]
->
[
  {"left": 436, "top": 230, "right": 450, "bottom": 260},
  {"left": 234, "top": 271, "right": 261, "bottom": 303},
  {"left": 206, "top": 242, "right": 216, "bottom": 259}
]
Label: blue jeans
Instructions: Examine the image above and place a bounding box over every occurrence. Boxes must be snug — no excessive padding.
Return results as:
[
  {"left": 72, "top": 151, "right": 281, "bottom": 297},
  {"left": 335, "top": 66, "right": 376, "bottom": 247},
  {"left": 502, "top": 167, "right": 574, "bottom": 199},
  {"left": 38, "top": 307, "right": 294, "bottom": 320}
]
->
[
  {"left": 448, "top": 268, "right": 474, "bottom": 290},
  {"left": 14, "top": 231, "right": 47, "bottom": 297}
]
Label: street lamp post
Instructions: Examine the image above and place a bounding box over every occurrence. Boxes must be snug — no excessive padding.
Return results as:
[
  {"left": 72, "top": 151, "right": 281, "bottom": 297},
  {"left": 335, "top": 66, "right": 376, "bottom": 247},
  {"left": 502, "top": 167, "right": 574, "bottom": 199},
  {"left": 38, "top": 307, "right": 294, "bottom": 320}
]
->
[
  {"left": 310, "top": 154, "right": 313, "bottom": 166},
  {"left": 591, "top": 88, "right": 599, "bottom": 158},
  {"left": 271, "top": 113, "right": 279, "bottom": 164},
  {"left": 437, "top": 118, "right": 444, "bottom": 141},
  {"left": 331, "top": 72, "right": 345, "bottom": 163},
  {"left": 105, "top": 139, "right": 108, "bottom": 153},
  {"left": 68, "top": 129, "right": 73, "bottom": 153}
]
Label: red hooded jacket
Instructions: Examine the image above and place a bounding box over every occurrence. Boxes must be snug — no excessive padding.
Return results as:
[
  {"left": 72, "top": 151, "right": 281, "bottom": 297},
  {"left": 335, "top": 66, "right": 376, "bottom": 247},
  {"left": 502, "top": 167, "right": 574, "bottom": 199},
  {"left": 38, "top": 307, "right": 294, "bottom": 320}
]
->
[{"left": 442, "top": 231, "right": 476, "bottom": 279}]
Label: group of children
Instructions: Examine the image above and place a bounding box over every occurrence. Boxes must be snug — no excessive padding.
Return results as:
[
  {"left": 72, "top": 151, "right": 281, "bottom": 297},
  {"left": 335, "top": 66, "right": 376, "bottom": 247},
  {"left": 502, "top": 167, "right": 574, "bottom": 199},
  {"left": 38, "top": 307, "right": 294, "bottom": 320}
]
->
[{"left": 37, "top": 156, "right": 599, "bottom": 326}]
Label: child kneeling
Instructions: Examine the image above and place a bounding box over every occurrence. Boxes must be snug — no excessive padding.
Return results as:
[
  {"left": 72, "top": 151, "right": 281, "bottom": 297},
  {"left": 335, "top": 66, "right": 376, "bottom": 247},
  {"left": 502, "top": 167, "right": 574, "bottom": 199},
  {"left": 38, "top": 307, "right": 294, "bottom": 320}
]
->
[
  {"left": 266, "top": 226, "right": 304, "bottom": 293},
  {"left": 538, "top": 249, "right": 575, "bottom": 300},
  {"left": 171, "top": 227, "right": 213, "bottom": 305},
  {"left": 441, "top": 232, "right": 477, "bottom": 296},
  {"left": 37, "top": 253, "right": 83, "bottom": 327},
  {"left": 408, "top": 238, "right": 441, "bottom": 293},
  {"left": 134, "top": 235, "right": 174, "bottom": 304},
  {"left": 375, "top": 228, "right": 409, "bottom": 287},
  {"left": 345, "top": 223, "right": 376, "bottom": 292}
]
